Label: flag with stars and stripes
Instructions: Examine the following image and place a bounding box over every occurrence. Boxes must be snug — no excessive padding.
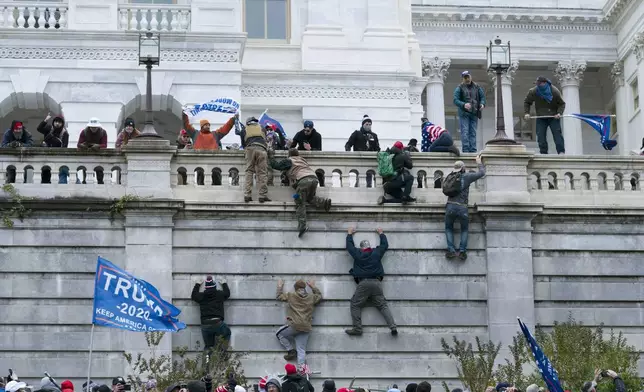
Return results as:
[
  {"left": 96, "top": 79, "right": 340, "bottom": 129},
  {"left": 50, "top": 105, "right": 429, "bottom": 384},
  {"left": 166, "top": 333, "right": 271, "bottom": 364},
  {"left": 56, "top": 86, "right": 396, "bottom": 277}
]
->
[{"left": 92, "top": 256, "right": 186, "bottom": 332}]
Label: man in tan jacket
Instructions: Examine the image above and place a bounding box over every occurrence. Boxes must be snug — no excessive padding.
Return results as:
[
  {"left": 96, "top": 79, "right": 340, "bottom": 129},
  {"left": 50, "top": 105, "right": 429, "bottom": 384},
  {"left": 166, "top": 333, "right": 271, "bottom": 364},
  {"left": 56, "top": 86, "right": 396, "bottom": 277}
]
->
[{"left": 276, "top": 279, "right": 322, "bottom": 366}]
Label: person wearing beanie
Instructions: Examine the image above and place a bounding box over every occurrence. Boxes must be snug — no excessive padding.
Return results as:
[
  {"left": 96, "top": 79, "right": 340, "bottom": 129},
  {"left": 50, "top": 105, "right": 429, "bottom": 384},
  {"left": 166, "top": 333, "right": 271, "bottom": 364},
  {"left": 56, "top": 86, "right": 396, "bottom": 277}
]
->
[
  {"left": 379, "top": 141, "right": 415, "bottom": 205},
  {"left": 265, "top": 377, "right": 284, "bottom": 392},
  {"left": 37, "top": 112, "right": 68, "bottom": 148},
  {"left": 243, "top": 116, "right": 271, "bottom": 203},
  {"left": 61, "top": 381, "right": 74, "bottom": 392},
  {"left": 404, "top": 139, "right": 419, "bottom": 153},
  {"left": 345, "top": 115, "right": 380, "bottom": 152},
  {"left": 115, "top": 117, "right": 141, "bottom": 148},
  {"left": 345, "top": 226, "right": 397, "bottom": 336},
  {"left": 269, "top": 148, "right": 332, "bottom": 237},
  {"left": 36, "top": 377, "right": 61, "bottom": 392},
  {"left": 2, "top": 119, "right": 34, "bottom": 148},
  {"left": 276, "top": 278, "right": 323, "bottom": 364},
  {"left": 281, "top": 364, "right": 314, "bottom": 392},
  {"left": 191, "top": 275, "right": 232, "bottom": 353},
  {"left": 181, "top": 111, "right": 238, "bottom": 151},
  {"left": 453, "top": 70, "right": 486, "bottom": 153},
  {"left": 525, "top": 385, "right": 539, "bottom": 392},
  {"left": 290, "top": 120, "right": 322, "bottom": 151},
  {"left": 405, "top": 384, "right": 417, "bottom": 392},
  {"left": 420, "top": 118, "right": 460, "bottom": 156},
  {"left": 321, "top": 380, "right": 335, "bottom": 392}
]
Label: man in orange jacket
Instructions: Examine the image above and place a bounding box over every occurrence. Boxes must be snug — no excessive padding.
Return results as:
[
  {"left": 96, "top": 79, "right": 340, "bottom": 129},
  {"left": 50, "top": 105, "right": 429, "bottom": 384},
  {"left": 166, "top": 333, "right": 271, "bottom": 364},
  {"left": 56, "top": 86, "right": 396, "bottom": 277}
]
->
[{"left": 182, "top": 112, "right": 238, "bottom": 150}]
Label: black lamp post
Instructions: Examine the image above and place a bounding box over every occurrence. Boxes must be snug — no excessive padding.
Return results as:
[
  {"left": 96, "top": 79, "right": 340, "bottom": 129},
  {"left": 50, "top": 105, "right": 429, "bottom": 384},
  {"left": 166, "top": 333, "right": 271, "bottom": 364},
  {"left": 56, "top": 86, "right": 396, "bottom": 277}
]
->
[
  {"left": 138, "top": 31, "right": 163, "bottom": 138},
  {"left": 486, "top": 36, "right": 518, "bottom": 145}
]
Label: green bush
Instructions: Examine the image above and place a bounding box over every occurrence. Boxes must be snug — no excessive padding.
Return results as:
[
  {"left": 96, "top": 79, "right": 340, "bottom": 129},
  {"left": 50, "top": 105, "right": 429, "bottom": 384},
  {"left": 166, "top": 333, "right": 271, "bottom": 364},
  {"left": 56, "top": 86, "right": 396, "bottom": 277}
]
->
[{"left": 441, "top": 336, "right": 501, "bottom": 392}]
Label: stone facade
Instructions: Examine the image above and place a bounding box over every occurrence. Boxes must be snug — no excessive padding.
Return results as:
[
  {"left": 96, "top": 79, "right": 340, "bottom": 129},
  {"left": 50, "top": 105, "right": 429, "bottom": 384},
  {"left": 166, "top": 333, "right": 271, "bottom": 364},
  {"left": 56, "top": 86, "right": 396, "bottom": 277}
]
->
[{"left": 1, "top": 142, "right": 644, "bottom": 387}]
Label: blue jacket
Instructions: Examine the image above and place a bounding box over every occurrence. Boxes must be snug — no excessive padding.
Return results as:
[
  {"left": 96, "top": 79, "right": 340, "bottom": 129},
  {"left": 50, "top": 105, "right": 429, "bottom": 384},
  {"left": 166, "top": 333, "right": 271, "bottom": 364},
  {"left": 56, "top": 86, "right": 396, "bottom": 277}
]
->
[
  {"left": 2, "top": 127, "right": 34, "bottom": 147},
  {"left": 453, "top": 83, "right": 486, "bottom": 119},
  {"left": 346, "top": 233, "right": 389, "bottom": 279}
]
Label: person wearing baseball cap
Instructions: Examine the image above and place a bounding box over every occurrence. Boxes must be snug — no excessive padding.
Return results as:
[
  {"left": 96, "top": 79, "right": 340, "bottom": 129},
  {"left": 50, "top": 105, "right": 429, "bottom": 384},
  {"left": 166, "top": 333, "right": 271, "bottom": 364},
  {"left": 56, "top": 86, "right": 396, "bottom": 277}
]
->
[
  {"left": 378, "top": 141, "right": 416, "bottom": 205},
  {"left": 111, "top": 378, "right": 126, "bottom": 392},
  {"left": 453, "top": 70, "right": 486, "bottom": 153},
  {"left": 524, "top": 75, "right": 566, "bottom": 154}
]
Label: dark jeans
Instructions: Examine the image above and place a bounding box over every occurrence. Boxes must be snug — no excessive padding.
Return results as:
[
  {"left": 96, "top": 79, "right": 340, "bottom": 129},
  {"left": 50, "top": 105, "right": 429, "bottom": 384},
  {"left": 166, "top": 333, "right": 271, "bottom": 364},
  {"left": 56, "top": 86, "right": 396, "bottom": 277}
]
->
[
  {"left": 384, "top": 172, "right": 413, "bottom": 200},
  {"left": 201, "top": 321, "right": 231, "bottom": 351},
  {"left": 458, "top": 115, "right": 478, "bottom": 153},
  {"left": 536, "top": 118, "right": 565, "bottom": 154},
  {"left": 428, "top": 132, "right": 454, "bottom": 152},
  {"left": 445, "top": 203, "right": 469, "bottom": 253}
]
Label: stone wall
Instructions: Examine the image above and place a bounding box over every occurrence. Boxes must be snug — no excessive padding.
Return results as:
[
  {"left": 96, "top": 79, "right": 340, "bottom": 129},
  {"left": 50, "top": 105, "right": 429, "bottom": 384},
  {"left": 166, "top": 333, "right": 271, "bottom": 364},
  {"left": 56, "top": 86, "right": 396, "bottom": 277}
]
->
[{"left": 1, "top": 142, "right": 643, "bottom": 389}]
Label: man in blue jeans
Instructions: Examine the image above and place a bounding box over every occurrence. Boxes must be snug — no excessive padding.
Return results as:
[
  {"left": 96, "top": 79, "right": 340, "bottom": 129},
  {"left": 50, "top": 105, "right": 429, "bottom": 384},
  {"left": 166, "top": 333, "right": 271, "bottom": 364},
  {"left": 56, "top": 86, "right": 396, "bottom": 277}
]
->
[
  {"left": 445, "top": 155, "right": 485, "bottom": 260},
  {"left": 524, "top": 76, "right": 566, "bottom": 154},
  {"left": 453, "top": 71, "right": 486, "bottom": 153}
]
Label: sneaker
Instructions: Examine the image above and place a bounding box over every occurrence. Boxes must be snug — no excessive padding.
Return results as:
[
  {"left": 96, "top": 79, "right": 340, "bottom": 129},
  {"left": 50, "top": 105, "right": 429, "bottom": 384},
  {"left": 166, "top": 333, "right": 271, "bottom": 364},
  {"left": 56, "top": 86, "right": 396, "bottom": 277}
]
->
[
  {"left": 259, "top": 197, "right": 271, "bottom": 203},
  {"left": 377, "top": 196, "right": 385, "bottom": 205},
  {"left": 324, "top": 199, "right": 332, "bottom": 212},
  {"left": 283, "top": 349, "right": 297, "bottom": 361},
  {"left": 402, "top": 196, "right": 416, "bottom": 203},
  {"left": 448, "top": 145, "right": 461, "bottom": 156},
  {"left": 459, "top": 251, "right": 468, "bottom": 261},
  {"left": 446, "top": 251, "right": 457, "bottom": 259},
  {"left": 390, "top": 328, "right": 398, "bottom": 336},
  {"left": 244, "top": 196, "right": 252, "bottom": 203},
  {"left": 345, "top": 328, "right": 363, "bottom": 336},
  {"left": 298, "top": 226, "right": 308, "bottom": 238}
]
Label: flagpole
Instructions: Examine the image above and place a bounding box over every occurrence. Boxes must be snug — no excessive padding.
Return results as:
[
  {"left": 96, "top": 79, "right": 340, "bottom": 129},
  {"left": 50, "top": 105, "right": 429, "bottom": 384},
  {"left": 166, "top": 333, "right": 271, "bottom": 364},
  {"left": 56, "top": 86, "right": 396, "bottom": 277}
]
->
[
  {"left": 86, "top": 324, "right": 95, "bottom": 392},
  {"left": 529, "top": 114, "right": 617, "bottom": 119},
  {"left": 259, "top": 109, "right": 268, "bottom": 122}
]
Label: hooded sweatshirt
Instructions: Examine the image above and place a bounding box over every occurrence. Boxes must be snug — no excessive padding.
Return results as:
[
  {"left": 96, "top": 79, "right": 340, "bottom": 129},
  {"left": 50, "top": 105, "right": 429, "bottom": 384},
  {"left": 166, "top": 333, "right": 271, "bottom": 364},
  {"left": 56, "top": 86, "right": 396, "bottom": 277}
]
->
[
  {"left": 277, "top": 285, "right": 322, "bottom": 332},
  {"left": 37, "top": 116, "right": 68, "bottom": 147},
  {"left": 2, "top": 120, "right": 34, "bottom": 147},
  {"left": 191, "top": 282, "right": 231, "bottom": 323}
]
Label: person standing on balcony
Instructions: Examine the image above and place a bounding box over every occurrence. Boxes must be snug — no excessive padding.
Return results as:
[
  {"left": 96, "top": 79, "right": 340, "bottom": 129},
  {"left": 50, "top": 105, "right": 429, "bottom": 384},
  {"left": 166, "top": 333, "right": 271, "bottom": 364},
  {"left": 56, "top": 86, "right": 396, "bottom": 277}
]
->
[
  {"left": 191, "top": 275, "right": 231, "bottom": 355},
  {"left": 291, "top": 120, "right": 322, "bottom": 151},
  {"left": 275, "top": 279, "right": 322, "bottom": 367},
  {"left": 244, "top": 117, "right": 271, "bottom": 203},
  {"left": 344, "top": 227, "right": 397, "bottom": 337},
  {"left": 115, "top": 118, "right": 141, "bottom": 149},
  {"left": 37, "top": 112, "right": 68, "bottom": 148},
  {"left": 345, "top": 115, "right": 380, "bottom": 152},
  {"left": 181, "top": 112, "right": 237, "bottom": 151},
  {"left": 421, "top": 118, "right": 460, "bottom": 156},
  {"left": 443, "top": 155, "right": 485, "bottom": 261},
  {"left": 453, "top": 71, "right": 486, "bottom": 153},
  {"left": 2, "top": 120, "right": 34, "bottom": 148},
  {"left": 77, "top": 118, "right": 107, "bottom": 150},
  {"left": 269, "top": 148, "right": 332, "bottom": 237},
  {"left": 524, "top": 76, "right": 566, "bottom": 155}
]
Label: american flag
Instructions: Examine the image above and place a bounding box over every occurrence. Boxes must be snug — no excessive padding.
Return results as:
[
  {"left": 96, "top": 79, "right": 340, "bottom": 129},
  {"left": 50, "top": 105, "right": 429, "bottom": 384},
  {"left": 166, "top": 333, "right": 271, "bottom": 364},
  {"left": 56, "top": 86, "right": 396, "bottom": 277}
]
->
[{"left": 421, "top": 122, "right": 447, "bottom": 151}]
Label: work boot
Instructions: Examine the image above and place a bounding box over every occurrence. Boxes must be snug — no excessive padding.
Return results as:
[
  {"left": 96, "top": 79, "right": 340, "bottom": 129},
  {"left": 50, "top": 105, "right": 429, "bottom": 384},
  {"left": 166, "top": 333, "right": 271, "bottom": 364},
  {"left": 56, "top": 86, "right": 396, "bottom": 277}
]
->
[
  {"left": 344, "top": 328, "right": 363, "bottom": 336},
  {"left": 324, "top": 199, "right": 332, "bottom": 212},
  {"left": 283, "top": 349, "right": 297, "bottom": 361},
  {"left": 298, "top": 226, "right": 308, "bottom": 238},
  {"left": 459, "top": 251, "right": 468, "bottom": 261},
  {"left": 390, "top": 327, "right": 398, "bottom": 336},
  {"left": 446, "top": 251, "right": 457, "bottom": 259},
  {"left": 244, "top": 196, "right": 252, "bottom": 203},
  {"left": 448, "top": 145, "right": 461, "bottom": 156},
  {"left": 377, "top": 196, "right": 385, "bottom": 205},
  {"left": 402, "top": 196, "right": 416, "bottom": 204},
  {"left": 259, "top": 197, "right": 271, "bottom": 203}
]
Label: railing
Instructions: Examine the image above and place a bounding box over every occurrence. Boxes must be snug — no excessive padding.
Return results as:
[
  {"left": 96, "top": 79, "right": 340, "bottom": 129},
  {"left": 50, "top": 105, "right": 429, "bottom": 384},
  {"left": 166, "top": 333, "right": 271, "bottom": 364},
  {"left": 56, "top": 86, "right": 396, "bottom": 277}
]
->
[
  {"left": 0, "top": 2, "right": 68, "bottom": 29},
  {"left": 118, "top": 4, "right": 190, "bottom": 32}
]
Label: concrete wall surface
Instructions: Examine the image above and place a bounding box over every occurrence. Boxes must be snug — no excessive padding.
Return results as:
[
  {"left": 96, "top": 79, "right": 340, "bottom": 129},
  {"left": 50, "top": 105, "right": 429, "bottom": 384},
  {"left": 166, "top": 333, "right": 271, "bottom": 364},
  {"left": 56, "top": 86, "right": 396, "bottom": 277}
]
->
[{"left": 1, "top": 141, "right": 643, "bottom": 389}]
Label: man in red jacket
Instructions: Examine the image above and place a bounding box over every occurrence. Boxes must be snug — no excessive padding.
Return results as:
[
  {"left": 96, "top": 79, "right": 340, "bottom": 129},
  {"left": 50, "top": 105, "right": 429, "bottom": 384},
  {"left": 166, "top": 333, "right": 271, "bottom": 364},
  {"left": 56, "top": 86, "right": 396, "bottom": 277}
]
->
[{"left": 77, "top": 118, "right": 107, "bottom": 150}]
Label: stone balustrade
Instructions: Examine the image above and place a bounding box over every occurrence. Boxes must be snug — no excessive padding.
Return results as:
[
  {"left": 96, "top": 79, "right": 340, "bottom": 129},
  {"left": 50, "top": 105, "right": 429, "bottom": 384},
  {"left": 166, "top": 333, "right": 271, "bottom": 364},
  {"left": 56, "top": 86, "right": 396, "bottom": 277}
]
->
[
  {"left": 0, "top": 2, "right": 67, "bottom": 29},
  {"left": 1, "top": 145, "right": 643, "bottom": 209},
  {"left": 118, "top": 4, "right": 190, "bottom": 32}
]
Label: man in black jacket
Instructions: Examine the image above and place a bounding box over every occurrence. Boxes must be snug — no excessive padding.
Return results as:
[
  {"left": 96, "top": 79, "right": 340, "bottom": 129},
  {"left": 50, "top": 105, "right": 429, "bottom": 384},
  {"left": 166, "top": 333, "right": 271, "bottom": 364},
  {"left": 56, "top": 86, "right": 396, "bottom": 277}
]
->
[
  {"left": 379, "top": 141, "right": 415, "bottom": 205},
  {"left": 344, "top": 227, "right": 397, "bottom": 337},
  {"left": 37, "top": 112, "right": 68, "bottom": 148},
  {"left": 345, "top": 115, "right": 380, "bottom": 152},
  {"left": 281, "top": 364, "right": 314, "bottom": 392},
  {"left": 191, "top": 275, "right": 231, "bottom": 352},
  {"left": 290, "top": 120, "right": 322, "bottom": 151}
]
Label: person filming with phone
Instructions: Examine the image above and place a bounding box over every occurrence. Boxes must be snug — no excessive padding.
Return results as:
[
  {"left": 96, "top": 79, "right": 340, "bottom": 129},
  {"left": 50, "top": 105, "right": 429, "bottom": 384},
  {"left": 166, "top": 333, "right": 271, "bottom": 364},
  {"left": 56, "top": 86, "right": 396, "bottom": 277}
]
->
[{"left": 582, "top": 369, "right": 625, "bottom": 392}]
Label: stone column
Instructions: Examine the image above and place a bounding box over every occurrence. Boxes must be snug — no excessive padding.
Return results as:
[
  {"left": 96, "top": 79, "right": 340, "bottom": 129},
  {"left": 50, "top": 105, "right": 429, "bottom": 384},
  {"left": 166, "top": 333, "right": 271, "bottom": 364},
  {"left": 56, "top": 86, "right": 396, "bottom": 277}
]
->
[
  {"left": 555, "top": 60, "right": 587, "bottom": 155},
  {"left": 488, "top": 60, "right": 519, "bottom": 140},
  {"left": 409, "top": 76, "right": 429, "bottom": 140},
  {"left": 633, "top": 34, "right": 644, "bottom": 148},
  {"left": 611, "top": 62, "right": 629, "bottom": 155},
  {"left": 422, "top": 57, "right": 450, "bottom": 127}
]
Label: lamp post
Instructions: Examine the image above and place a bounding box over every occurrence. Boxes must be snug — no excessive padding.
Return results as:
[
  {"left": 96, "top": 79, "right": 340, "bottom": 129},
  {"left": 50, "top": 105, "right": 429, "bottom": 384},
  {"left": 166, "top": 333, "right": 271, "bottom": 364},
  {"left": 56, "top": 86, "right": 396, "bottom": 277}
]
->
[
  {"left": 138, "top": 31, "right": 163, "bottom": 138},
  {"left": 486, "top": 36, "right": 518, "bottom": 145}
]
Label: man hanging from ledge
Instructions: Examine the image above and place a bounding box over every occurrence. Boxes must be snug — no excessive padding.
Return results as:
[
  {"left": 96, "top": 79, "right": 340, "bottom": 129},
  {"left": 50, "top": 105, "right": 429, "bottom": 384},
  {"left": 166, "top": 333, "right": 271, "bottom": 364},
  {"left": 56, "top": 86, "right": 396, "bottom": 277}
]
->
[
  {"left": 191, "top": 275, "right": 231, "bottom": 359},
  {"left": 269, "top": 148, "right": 332, "bottom": 237},
  {"left": 181, "top": 112, "right": 238, "bottom": 151},
  {"left": 2, "top": 120, "right": 34, "bottom": 148}
]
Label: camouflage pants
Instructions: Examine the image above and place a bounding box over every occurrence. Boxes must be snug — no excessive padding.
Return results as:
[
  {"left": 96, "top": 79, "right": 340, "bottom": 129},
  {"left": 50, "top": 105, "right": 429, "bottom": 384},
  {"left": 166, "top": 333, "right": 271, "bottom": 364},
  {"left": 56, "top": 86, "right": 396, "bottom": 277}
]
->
[
  {"left": 267, "top": 165, "right": 274, "bottom": 186},
  {"left": 295, "top": 176, "right": 327, "bottom": 230},
  {"left": 244, "top": 146, "right": 268, "bottom": 198}
]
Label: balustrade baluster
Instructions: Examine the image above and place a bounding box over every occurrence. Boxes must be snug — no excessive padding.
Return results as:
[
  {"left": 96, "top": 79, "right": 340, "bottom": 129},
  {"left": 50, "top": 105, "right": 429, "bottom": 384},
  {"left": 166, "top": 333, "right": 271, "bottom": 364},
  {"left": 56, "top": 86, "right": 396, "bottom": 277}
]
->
[
  {"left": 129, "top": 9, "right": 138, "bottom": 30},
  {"left": 17, "top": 8, "right": 26, "bottom": 28},
  {"left": 179, "top": 10, "right": 189, "bottom": 31},
  {"left": 1, "top": 7, "right": 9, "bottom": 28},
  {"left": 149, "top": 10, "right": 158, "bottom": 30},
  {"left": 27, "top": 7, "right": 35, "bottom": 28},
  {"left": 15, "top": 168, "right": 25, "bottom": 184},
  {"left": 159, "top": 9, "right": 168, "bottom": 31},
  {"left": 47, "top": 7, "right": 55, "bottom": 28},
  {"left": 170, "top": 9, "right": 178, "bottom": 31},
  {"left": 119, "top": 9, "right": 128, "bottom": 30},
  {"left": 58, "top": 8, "right": 66, "bottom": 28}
]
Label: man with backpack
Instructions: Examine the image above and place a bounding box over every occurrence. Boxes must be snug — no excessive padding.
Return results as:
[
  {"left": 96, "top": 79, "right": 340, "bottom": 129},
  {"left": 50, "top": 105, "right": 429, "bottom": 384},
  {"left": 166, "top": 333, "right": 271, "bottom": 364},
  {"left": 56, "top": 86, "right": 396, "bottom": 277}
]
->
[
  {"left": 281, "top": 364, "right": 314, "bottom": 392},
  {"left": 441, "top": 155, "right": 485, "bottom": 260},
  {"left": 377, "top": 141, "right": 415, "bottom": 205}
]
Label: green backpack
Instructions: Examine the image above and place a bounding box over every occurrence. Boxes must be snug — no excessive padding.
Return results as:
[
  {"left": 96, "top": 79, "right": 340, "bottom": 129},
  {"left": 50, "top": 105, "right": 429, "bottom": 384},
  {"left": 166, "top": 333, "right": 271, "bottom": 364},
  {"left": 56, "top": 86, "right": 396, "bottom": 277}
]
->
[{"left": 377, "top": 151, "right": 395, "bottom": 177}]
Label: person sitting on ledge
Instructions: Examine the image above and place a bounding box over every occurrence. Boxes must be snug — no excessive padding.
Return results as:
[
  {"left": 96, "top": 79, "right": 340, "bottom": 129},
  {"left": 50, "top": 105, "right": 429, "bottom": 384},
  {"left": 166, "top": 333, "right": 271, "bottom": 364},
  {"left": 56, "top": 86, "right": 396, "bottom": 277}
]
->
[
  {"left": 77, "top": 118, "right": 107, "bottom": 151},
  {"left": 2, "top": 120, "right": 34, "bottom": 148},
  {"left": 378, "top": 141, "right": 415, "bottom": 205},
  {"left": 181, "top": 112, "right": 238, "bottom": 151}
]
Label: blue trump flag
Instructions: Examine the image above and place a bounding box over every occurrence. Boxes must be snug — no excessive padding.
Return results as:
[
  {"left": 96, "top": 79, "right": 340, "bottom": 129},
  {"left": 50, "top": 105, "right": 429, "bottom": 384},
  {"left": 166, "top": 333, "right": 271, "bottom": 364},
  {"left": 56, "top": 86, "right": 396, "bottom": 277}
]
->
[
  {"left": 92, "top": 257, "right": 186, "bottom": 332},
  {"left": 259, "top": 111, "right": 288, "bottom": 140},
  {"left": 569, "top": 114, "right": 617, "bottom": 151},
  {"left": 518, "top": 318, "right": 564, "bottom": 392}
]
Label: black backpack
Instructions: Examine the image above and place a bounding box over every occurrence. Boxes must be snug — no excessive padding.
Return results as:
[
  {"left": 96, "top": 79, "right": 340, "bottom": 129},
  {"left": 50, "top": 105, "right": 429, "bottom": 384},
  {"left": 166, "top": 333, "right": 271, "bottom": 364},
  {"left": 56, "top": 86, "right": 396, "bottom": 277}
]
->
[{"left": 442, "top": 172, "right": 462, "bottom": 197}]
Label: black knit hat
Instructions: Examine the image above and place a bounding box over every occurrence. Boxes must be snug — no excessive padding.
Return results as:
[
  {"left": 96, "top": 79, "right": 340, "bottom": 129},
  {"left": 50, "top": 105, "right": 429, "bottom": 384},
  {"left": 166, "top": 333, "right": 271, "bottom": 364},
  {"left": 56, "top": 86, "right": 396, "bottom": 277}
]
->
[{"left": 361, "top": 114, "right": 372, "bottom": 125}]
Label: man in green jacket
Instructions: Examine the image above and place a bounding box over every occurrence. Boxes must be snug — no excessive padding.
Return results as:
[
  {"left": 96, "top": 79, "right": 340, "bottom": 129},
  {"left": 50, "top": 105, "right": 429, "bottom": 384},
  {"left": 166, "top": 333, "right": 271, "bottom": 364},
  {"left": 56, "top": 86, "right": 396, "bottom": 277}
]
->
[
  {"left": 276, "top": 279, "right": 323, "bottom": 366},
  {"left": 453, "top": 71, "right": 486, "bottom": 153},
  {"left": 524, "top": 76, "right": 567, "bottom": 154}
]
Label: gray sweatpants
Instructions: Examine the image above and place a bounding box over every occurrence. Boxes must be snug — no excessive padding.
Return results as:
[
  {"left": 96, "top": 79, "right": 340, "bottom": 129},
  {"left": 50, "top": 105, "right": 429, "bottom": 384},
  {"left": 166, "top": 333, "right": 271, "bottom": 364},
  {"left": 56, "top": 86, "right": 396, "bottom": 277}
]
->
[
  {"left": 276, "top": 325, "right": 310, "bottom": 365},
  {"left": 350, "top": 278, "right": 396, "bottom": 330}
]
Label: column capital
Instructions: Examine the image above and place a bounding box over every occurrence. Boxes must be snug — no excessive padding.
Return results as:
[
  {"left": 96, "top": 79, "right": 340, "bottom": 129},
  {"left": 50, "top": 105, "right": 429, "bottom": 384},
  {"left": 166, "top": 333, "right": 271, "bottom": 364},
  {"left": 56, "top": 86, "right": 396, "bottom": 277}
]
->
[
  {"left": 555, "top": 60, "right": 587, "bottom": 87},
  {"left": 632, "top": 33, "right": 644, "bottom": 64},
  {"left": 610, "top": 61, "right": 625, "bottom": 90},
  {"left": 487, "top": 60, "right": 519, "bottom": 86},
  {"left": 421, "top": 57, "right": 450, "bottom": 83}
]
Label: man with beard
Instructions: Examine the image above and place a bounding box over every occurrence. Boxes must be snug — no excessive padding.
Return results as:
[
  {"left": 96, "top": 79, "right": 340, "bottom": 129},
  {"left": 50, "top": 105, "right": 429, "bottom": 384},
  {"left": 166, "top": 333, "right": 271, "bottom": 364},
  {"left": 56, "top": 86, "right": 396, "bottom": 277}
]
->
[
  {"left": 2, "top": 120, "right": 34, "bottom": 148},
  {"left": 37, "top": 112, "right": 68, "bottom": 148}
]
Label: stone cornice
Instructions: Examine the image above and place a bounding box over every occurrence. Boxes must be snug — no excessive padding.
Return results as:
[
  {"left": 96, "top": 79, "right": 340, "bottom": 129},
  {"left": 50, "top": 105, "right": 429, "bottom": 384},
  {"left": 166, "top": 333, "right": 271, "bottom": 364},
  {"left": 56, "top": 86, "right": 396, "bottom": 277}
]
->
[
  {"left": 412, "top": 5, "right": 610, "bottom": 31},
  {"left": 241, "top": 85, "right": 409, "bottom": 100},
  {"left": 603, "top": 0, "right": 634, "bottom": 23}
]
